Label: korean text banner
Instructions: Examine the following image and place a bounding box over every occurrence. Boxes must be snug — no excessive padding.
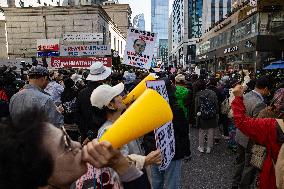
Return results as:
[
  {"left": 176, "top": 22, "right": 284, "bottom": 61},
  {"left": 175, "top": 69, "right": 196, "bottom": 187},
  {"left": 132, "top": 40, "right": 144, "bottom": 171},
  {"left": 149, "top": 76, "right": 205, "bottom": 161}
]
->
[
  {"left": 63, "top": 33, "right": 103, "bottom": 42},
  {"left": 123, "top": 28, "right": 157, "bottom": 69},
  {"left": 51, "top": 57, "right": 112, "bottom": 68},
  {"left": 60, "top": 45, "right": 111, "bottom": 56},
  {"left": 37, "top": 39, "right": 59, "bottom": 52}
]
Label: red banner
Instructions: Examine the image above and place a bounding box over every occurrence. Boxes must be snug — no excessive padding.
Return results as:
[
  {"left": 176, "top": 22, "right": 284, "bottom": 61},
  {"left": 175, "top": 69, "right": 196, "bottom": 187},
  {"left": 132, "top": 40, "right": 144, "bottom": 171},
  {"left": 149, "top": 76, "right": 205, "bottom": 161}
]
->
[{"left": 51, "top": 57, "right": 112, "bottom": 68}]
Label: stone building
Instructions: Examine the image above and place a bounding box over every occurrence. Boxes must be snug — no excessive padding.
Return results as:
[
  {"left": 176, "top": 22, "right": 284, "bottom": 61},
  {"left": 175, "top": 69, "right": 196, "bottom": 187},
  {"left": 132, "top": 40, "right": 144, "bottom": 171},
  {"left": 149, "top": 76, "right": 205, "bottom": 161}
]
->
[
  {"left": 102, "top": 3, "right": 131, "bottom": 38},
  {"left": 0, "top": 21, "right": 8, "bottom": 59},
  {"left": 3, "top": 5, "right": 126, "bottom": 58}
]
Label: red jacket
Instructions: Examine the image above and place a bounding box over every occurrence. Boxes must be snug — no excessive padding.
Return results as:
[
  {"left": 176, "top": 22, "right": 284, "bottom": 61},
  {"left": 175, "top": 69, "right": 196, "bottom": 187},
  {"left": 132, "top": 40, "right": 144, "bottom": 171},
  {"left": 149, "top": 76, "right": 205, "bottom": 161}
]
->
[{"left": 232, "top": 96, "right": 280, "bottom": 189}]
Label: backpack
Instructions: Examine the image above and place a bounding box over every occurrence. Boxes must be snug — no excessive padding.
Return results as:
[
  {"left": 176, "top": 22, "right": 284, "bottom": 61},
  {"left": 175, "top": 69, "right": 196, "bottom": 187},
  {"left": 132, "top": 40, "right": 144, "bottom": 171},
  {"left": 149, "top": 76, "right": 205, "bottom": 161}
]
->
[{"left": 199, "top": 94, "right": 217, "bottom": 120}]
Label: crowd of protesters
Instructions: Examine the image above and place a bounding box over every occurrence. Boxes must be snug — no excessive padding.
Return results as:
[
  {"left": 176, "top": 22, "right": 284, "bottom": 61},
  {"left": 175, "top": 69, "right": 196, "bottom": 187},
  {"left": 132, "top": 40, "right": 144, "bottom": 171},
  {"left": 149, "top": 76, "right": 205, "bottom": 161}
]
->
[{"left": 0, "top": 61, "right": 284, "bottom": 189}]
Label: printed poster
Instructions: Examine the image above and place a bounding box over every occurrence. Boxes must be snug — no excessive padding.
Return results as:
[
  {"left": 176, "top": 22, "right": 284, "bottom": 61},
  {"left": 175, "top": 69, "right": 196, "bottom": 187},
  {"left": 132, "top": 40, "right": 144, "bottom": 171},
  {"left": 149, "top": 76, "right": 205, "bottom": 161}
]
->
[
  {"left": 146, "top": 80, "right": 175, "bottom": 170},
  {"left": 63, "top": 33, "right": 103, "bottom": 42},
  {"left": 123, "top": 28, "right": 157, "bottom": 69},
  {"left": 60, "top": 45, "right": 111, "bottom": 56}
]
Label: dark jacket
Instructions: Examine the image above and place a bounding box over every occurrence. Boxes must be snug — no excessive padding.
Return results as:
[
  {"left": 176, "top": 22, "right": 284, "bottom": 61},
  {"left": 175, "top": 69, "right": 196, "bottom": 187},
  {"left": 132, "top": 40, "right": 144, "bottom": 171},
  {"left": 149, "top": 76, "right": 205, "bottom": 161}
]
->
[
  {"left": 195, "top": 89, "right": 219, "bottom": 129},
  {"left": 77, "top": 82, "right": 100, "bottom": 140},
  {"left": 61, "top": 87, "right": 78, "bottom": 125},
  {"left": 143, "top": 86, "right": 191, "bottom": 160}
]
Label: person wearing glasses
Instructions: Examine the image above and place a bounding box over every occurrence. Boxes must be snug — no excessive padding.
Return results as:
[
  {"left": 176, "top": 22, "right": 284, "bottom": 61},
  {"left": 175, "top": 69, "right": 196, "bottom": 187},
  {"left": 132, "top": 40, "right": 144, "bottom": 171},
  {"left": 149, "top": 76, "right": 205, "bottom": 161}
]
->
[
  {"left": 0, "top": 108, "right": 149, "bottom": 189},
  {"left": 9, "top": 66, "right": 64, "bottom": 127},
  {"left": 133, "top": 39, "right": 146, "bottom": 56}
]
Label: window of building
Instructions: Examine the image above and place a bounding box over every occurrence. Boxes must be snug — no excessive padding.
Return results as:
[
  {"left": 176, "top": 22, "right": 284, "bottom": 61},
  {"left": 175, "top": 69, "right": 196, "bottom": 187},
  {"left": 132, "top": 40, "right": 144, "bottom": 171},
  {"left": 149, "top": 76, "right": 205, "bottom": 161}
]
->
[
  {"left": 118, "top": 40, "right": 120, "bottom": 54},
  {"left": 211, "top": 0, "right": 216, "bottom": 24},
  {"left": 121, "top": 41, "right": 123, "bottom": 54},
  {"left": 38, "top": 0, "right": 41, "bottom": 4},
  {"left": 114, "top": 37, "right": 116, "bottom": 50}
]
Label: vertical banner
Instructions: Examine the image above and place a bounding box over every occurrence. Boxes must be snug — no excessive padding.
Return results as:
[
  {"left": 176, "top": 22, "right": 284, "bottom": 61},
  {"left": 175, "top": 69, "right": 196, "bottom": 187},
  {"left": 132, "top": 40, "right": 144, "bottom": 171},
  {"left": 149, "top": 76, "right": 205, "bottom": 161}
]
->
[
  {"left": 146, "top": 80, "right": 175, "bottom": 170},
  {"left": 123, "top": 28, "right": 157, "bottom": 69}
]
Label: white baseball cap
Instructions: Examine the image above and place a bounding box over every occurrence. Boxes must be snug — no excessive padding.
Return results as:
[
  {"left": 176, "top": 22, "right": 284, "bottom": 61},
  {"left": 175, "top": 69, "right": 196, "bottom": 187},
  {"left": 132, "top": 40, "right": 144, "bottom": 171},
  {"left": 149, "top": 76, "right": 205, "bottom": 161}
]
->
[
  {"left": 86, "top": 62, "right": 111, "bottom": 81},
  {"left": 90, "top": 83, "right": 125, "bottom": 109}
]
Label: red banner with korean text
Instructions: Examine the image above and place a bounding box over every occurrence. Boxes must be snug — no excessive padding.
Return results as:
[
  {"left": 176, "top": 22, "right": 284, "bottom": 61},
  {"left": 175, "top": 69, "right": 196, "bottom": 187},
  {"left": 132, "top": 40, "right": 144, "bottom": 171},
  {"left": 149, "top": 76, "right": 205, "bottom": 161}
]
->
[{"left": 51, "top": 57, "right": 112, "bottom": 68}]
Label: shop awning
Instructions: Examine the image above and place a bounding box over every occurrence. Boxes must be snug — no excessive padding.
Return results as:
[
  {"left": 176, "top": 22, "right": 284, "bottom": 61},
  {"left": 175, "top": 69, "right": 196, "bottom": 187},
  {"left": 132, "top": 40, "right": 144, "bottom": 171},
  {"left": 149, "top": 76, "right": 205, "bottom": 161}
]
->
[{"left": 264, "top": 60, "right": 284, "bottom": 70}]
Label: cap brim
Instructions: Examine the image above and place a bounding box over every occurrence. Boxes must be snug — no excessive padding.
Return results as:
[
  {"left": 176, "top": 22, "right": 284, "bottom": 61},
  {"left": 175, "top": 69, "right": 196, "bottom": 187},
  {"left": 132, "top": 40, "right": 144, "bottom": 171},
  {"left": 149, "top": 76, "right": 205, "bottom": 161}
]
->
[
  {"left": 86, "top": 67, "right": 112, "bottom": 81},
  {"left": 112, "top": 83, "right": 125, "bottom": 97}
]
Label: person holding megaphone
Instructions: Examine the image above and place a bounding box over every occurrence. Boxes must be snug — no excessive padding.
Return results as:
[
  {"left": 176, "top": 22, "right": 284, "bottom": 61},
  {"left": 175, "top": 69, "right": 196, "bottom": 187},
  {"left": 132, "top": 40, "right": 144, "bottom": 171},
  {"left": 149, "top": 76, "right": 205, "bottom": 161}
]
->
[{"left": 76, "top": 82, "right": 162, "bottom": 189}]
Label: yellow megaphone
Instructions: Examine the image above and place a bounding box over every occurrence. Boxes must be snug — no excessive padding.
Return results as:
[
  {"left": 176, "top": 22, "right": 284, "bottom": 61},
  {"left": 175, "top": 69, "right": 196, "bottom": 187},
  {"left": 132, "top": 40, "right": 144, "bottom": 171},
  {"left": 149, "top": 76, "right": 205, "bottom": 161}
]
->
[
  {"left": 99, "top": 89, "right": 173, "bottom": 149},
  {"left": 123, "top": 74, "right": 155, "bottom": 105}
]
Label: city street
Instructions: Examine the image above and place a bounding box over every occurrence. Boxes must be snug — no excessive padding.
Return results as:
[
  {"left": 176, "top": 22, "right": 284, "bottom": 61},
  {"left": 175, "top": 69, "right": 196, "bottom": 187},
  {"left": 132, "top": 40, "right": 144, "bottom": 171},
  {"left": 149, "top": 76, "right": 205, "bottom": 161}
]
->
[{"left": 182, "top": 128, "right": 236, "bottom": 189}]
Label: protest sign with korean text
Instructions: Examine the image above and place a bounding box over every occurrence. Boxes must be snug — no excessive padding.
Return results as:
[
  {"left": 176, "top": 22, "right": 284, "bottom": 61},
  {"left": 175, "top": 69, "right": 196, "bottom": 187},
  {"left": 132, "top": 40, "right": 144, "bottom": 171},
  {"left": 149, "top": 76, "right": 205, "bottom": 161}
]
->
[
  {"left": 123, "top": 28, "right": 157, "bottom": 69},
  {"left": 63, "top": 33, "right": 103, "bottom": 42},
  {"left": 60, "top": 45, "right": 111, "bottom": 56},
  {"left": 37, "top": 39, "right": 60, "bottom": 57},
  {"left": 51, "top": 57, "right": 112, "bottom": 68},
  {"left": 146, "top": 80, "right": 175, "bottom": 170}
]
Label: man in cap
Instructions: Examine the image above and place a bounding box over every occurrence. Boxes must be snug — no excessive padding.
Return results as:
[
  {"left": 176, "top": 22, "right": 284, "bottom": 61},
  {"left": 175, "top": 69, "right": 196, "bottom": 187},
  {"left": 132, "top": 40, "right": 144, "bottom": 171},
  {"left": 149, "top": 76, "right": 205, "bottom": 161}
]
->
[
  {"left": 9, "top": 66, "right": 64, "bottom": 127},
  {"left": 77, "top": 62, "right": 112, "bottom": 141}
]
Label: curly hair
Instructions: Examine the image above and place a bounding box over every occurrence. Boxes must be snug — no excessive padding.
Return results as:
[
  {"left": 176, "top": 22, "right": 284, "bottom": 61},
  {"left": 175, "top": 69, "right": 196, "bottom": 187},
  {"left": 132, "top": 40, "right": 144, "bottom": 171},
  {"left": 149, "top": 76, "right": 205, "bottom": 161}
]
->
[{"left": 0, "top": 109, "right": 53, "bottom": 189}]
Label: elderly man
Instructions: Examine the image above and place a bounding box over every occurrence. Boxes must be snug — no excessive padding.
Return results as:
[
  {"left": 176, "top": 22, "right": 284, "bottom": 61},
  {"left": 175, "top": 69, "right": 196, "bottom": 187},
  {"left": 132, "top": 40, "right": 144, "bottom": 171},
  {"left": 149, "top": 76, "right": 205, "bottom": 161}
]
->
[{"left": 9, "top": 66, "right": 63, "bottom": 127}]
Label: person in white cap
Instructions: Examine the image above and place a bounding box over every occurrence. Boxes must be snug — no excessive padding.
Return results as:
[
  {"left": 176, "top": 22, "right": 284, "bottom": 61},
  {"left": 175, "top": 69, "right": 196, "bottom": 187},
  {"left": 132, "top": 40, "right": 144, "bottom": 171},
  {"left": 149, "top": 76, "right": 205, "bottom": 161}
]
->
[
  {"left": 76, "top": 82, "right": 161, "bottom": 189},
  {"left": 77, "top": 62, "right": 112, "bottom": 141}
]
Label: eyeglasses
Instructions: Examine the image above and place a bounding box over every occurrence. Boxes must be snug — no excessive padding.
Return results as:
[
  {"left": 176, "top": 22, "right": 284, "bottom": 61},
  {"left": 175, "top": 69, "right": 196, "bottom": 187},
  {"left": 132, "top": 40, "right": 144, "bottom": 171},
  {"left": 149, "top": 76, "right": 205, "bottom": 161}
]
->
[{"left": 61, "top": 126, "right": 73, "bottom": 153}]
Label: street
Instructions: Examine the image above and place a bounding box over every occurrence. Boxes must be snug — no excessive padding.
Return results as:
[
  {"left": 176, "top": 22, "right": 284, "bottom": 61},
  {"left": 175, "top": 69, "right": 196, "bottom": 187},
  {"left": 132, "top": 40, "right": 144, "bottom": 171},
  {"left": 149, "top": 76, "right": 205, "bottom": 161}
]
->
[{"left": 182, "top": 128, "right": 236, "bottom": 189}]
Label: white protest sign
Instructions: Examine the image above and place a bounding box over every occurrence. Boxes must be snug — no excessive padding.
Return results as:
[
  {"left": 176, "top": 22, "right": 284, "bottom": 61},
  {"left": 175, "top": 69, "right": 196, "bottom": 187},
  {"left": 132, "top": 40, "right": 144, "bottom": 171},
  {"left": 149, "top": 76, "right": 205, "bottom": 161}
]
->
[
  {"left": 63, "top": 33, "right": 103, "bottom": 42},
  {"left": 60, "top": 45, "right": 111, "bottom": 56},
  {"left": 146, "top": 80, "right": 175, "bottom": 170},
  {"left": 123, "top": 28, "right": 157, "bottom": 69}
]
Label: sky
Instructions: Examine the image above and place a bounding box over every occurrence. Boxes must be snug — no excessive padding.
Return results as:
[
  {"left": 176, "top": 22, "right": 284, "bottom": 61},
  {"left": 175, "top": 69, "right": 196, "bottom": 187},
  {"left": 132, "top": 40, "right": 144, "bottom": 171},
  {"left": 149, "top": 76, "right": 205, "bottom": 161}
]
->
[
  {"left": 0, "top": 0, "right": 175, "bottom": 27},
  {"left": 119, "top": 0, "right": 174, "bottom": 31}
]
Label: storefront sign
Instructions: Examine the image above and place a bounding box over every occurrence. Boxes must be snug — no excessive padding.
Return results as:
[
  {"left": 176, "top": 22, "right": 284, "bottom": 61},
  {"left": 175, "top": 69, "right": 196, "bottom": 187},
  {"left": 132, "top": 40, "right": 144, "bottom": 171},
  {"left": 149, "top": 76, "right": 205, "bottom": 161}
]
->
[
  {"left": 63, "top": 33, "right": 103, "bottom": 42},
  {"left": 60, "top": 45, "right": 111, "bottom": 56},
  {"left": 214, "top": 20, "right": 232, "bottom": 32},
  {"left": 51, "top": 57, "right": 112, "bottom": 68},
  {"left": 224, "top": 46, "right": 238, "bottom": 54},
  {"left": 238, "top": 6, "right": 257, "bottom": 22}
]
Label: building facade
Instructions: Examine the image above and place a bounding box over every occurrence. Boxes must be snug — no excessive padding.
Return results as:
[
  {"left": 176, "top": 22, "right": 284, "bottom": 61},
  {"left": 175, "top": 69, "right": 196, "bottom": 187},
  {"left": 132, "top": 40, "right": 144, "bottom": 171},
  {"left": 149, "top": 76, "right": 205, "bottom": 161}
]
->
[
  {"left": 102, "top": 3, "right": 132, "bottom": 38},
  {"left": 3, "top": 5, "right": 126, "bottom": 58},
  {"left": 61, "top": 0, "right": 112, "bottom": 6},
  {"left": 4, "top": 0, "right": 60, "bottom": 7},
  {"left": 133, "top": 13, "right": 145, "bottom": 31},
  {"left": 196, "top": 1, "right": 284, "bottom": 71},
  {"left": 169, "top": 0, "right": 203, "bottom": 68},
  {"left": 151, "top": 0, "right": 169, "bottom": 64},
  {"left": 202, "top": 0, "right": 232, "bottom": 34}
]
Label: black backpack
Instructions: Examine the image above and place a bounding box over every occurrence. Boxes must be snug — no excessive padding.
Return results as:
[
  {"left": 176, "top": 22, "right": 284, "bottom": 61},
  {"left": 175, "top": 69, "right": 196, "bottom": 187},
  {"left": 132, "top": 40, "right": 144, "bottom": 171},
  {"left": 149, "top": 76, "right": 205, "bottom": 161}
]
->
[{"left": 199, "top": 94, "right": 216, "bottom": 120}]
